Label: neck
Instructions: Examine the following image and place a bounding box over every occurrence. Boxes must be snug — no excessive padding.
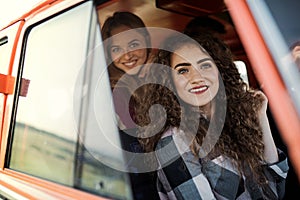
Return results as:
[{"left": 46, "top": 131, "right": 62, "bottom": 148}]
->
[{"left": 199, "top": 101, "right": 215, "bottom": 119}]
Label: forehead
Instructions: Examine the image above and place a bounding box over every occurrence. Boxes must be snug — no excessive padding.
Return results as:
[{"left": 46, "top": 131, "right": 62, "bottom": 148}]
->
[
  {"left": 110, "top": 25, "right": 146, "bottom": 46},
  {"left": 171, "top": 43, "right": 209, "bottom": 63}
]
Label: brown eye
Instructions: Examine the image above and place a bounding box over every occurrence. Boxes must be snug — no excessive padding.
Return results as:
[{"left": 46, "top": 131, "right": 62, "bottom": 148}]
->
[
  {"left": 129, "top": 41, "right": 140, "bottom": 49},
  {"left": 111, "top": 47, "right": 123, "bottom": 54},
  {"left": 178, "top": 68, "right": 189, "bottom": 74},
  {"left": 201, "top": 63, "right": 212, "bottom": 69}
]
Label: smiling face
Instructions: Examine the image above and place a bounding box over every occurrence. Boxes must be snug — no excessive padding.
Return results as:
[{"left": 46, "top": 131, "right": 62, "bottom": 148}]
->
[
  {"left": 171, "top": 43, "right": 219, "bottom": 107},
  {"left": 109, "top": 25, "right": 148, "bottom": 75}
]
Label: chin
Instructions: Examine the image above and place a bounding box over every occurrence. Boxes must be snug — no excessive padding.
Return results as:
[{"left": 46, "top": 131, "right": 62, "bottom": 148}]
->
[
  {"left": 125, "top": 69, "right": 140, "bottom": 75},
  {"left": 125, "top": 66, "right": 142, "bottom": 75}
]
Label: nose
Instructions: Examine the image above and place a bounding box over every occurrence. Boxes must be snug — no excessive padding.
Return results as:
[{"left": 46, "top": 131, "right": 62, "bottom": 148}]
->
[
  {"left": 123, "top": 49, "right": 133, "bottom": 60},
  {"left": 189, "top": 67, "right": 204, "bottom": 84}
]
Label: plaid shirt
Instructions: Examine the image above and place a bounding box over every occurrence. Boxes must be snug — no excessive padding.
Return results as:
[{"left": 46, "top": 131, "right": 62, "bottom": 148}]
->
[{"left": 155, "top": 127, "right": 289, "bottom": 200}]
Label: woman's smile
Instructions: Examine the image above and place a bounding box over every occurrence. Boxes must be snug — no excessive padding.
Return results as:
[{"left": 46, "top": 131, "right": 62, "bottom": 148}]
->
[{"left": 188, "top": 85, "right": 209, "bottom": 94}]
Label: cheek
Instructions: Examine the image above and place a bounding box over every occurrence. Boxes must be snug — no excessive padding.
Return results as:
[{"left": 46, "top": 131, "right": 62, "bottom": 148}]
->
[
  {"left": 211, "top": 72, "right": 220, "bottom": 93},
  {"left": 111, "top": 53, "right": 122, "bottom": 63},
  {"left": 135, "top": 49, "right": 148, "bottom": 60},
  {"left": 172, "top": 76, "right": 187, "bottom": 95}
]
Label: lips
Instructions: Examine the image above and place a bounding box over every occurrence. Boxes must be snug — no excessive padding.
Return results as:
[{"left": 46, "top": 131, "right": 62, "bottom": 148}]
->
[{"left": 189, "top": 85, "right": 208, "bottom": 94}]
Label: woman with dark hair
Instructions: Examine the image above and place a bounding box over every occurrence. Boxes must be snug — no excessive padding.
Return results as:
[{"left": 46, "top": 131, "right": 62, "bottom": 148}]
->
[
  {"left": 101, "top": 11, "right": 154, "bottom": 129},
  {"left": 101, "top": 12, "right": 159, "bottom": 200},
  {"left": 135, "top": 32, "right": 288, "bottom": 199}
]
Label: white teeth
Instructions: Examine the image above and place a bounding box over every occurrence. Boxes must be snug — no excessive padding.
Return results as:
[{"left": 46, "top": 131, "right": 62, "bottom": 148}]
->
[
  {"left": 190, "top": 86, "right": 207, "bottom": 93},
  {"left": 124, "top": 61, "right": 136, "bottom": 66}
]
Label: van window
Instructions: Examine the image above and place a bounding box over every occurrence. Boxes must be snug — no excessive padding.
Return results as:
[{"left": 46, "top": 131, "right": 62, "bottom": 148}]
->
[
  {"left": 247, "top": 0, "right": 300, "bottom": 115},
  {"left": 7, "top": 1, "right": 132, "bottom": 199},
  {"left": 0, "top": 21, "right": 23, "bottom": 73}
]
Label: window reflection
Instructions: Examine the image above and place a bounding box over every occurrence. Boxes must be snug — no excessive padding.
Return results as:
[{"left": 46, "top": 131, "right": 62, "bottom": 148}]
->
[
  {"left": 248, "top": 0, "right": 300, "bottom": 115},
  {"left": 289, "top": 41, "right": 300, "bottom": 70},
  {"left": 8, "top": 2, "right": 132, "bottom": 199}
]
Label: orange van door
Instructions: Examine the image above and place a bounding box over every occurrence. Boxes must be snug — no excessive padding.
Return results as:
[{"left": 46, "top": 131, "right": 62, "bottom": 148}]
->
[
  {"left": 0, "top": 21, "right": 24, "bottom": 149},
  {"left": 0, "top": 1, "right": 133, "bottom": 199}
]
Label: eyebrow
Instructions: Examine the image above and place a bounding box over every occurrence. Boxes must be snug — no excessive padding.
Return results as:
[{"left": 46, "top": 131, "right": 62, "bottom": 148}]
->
[
  {"left": 129, "top": 39, "right": 140, "bottom": 44},
  {"left": 174, "top": 62, "right": 190, "bottom": 69},
  {"left": 110, "top": 45, "right": 119, "bottom": 49},
  {"left": 174, "top": 57, "right": 212, "bottom": 69},
  {"left": 110, "top": 39, "right": 140, "bottom": 49}
]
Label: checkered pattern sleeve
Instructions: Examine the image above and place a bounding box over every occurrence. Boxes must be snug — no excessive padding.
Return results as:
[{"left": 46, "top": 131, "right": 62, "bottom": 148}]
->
[{"left": 262, "top": 149, "right": 289, "bottom": 199}]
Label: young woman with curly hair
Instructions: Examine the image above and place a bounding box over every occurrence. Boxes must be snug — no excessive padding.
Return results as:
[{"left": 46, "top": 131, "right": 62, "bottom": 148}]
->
[{"left": 135, "top": 32, "right": 288, "bottom": 199}]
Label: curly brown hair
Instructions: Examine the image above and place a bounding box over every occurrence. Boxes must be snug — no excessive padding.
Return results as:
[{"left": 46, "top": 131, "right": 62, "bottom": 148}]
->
[{"left": 135, "top": 32, "right": 267, "bottom": 184}]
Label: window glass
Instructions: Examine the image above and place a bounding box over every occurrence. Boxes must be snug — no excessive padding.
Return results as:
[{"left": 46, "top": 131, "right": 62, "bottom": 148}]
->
[
  {"left": 247, "top": 0, "right": 300, "bottom": 115},
  {"left": 8, "top": 1, "right": 132, "bottom": 199},
  {"left": 0, "top": 22, "right": 22, "bottom": 73}
]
